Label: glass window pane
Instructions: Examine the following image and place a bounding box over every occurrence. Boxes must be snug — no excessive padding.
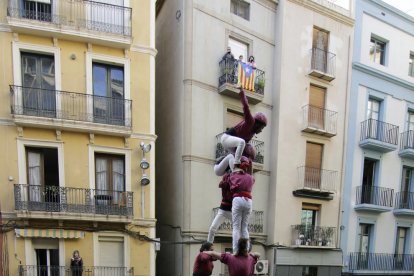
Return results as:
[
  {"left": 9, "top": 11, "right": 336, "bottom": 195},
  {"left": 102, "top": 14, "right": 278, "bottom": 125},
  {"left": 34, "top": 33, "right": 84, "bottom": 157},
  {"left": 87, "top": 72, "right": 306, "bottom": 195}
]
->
[
  {"left": 228, "top": 38, "right": 248, "bottom": 63},
  {"left": 110, "top": 67, "right": 124, "bottom": 98},
  {"left": 93, "top": 64, "right": 108, "bottom": 97}
]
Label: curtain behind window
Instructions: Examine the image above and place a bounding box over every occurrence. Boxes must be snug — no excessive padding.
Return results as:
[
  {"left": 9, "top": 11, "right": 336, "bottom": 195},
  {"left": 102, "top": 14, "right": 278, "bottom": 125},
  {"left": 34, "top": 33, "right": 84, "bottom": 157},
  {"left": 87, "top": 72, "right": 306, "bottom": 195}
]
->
[{"left": 28, "top": 151, "right": 42, "bottom": 202}]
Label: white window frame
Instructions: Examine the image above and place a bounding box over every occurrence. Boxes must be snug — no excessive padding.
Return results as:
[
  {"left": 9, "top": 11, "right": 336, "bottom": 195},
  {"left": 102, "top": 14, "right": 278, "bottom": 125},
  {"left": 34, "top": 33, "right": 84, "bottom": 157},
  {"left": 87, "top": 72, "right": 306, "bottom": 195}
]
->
[
  {"left": 86, "top": 52, "right": 131, "bottom": 123},
  {"left": 12, "top": 42, "right": 62, "bottom": 117},
  {"left": 93, "top": 231, "right": 130, "bottom": 268},
  {"left": 24, "top": 238, "right": 65, "bottom": 267},
  {"left": 88, "top": 145, "right": 131, "bottom": 193}
]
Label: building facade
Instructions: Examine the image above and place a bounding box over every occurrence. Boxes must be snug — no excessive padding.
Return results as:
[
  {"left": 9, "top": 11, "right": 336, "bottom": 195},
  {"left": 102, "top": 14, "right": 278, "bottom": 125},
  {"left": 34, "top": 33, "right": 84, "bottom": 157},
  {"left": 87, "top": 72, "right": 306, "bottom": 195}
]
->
[
  {"left": 341, "top": 0, "right": 414, "bottom": 275},
  {"left": 0, "top": 0, "right": 157, "bottom": 275},
  {"left": 155, "top": 0, "right": 276, "bottom": 275},
  {"left": 268, "top": 0, "right": 354, "bottom": 275}
]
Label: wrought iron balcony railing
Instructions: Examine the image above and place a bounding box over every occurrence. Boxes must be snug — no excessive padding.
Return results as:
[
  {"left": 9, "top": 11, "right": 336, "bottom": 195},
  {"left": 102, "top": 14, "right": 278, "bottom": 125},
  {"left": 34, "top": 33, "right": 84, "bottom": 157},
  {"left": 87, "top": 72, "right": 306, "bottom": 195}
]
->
[
  {"left": 215, "top": 133, "right": 264, "bottom": 164},
  {"left": 309, "top": 47, "right": 336, "bottom": 79},
  {"left": 302, "top": 105, "right": 338, "bottom": 136},
  {"left": 14, "top": 184, "right": 133, "bottom": 216},
  {"left": 360, "top": 118, "right": 399, "bottom": 145},
  {"left": 348, "top": 252, "right": 414, "bottom": 271},
  {"left": 395, "top": 191, "right": 414, "bottom": 210},
  {"left": 7, "top": 0, "right": 132, "bottom": 36},
  {"left": 296, "top": 166, "right": 338, "bottom": 193},
  {"left": 400, "top": 131, "right": 414, "bottom": 150},
  {"left": 212, "top": 207, "right": 264, "bottom": 233},
  {"left": 218, "top": 58, "right": 266, "bottom": 95},
  {"left": 18, "top": 265, "right": 134, "bottom": 276},
  {"left": 291, "top": 225, "right": 336, "bottom": 247},
  {"left": 355, "top": 185, "right": 394, "bottom": 207},
  {"left": 10, "top": 85, "right": 132, "bottom": 128}
]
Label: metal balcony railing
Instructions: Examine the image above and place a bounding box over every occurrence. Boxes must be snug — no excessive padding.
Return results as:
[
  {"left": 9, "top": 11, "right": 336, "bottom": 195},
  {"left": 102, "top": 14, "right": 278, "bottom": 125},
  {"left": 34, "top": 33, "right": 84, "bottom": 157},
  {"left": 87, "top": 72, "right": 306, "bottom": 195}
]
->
[
  {"left": 310, "top": 47, "right": 336, "bottom": 77},
  {"left": 296, "top": 166, "right": 338, "bottom": 193},
  {"left": 291, "top": 225, "right": 336, "bottom": 247},
  {"left": 212, "top": 207, "right": 264, "bottom": 233},
  {"left": 218, "top": 58, "right": 266, "bottom": 95},
  {"left": 215, "top": 133, "right": 264, "bottom": 164},
  {"left": 348, "top": 253, "right": 414, "bottom": 271},
  {"left": 14, "top": 184, "right": 133, "bottom": 216},
  {"left": 395, "top": 191, "right": 414, "bottom": 210},
  {"left": 10, "top": 85, "right": 132, "bottom": 127},
  {"left": 360, "top": 119, "right": 399, "bottom": 145},
  {"left": 7, "top": 0, "right": 132, "bottom": 36},
  {"left": 400, "top": 131, "right": 414, "bottom": 150},
  {"left": 355, "top": 185, "right": 394, "bottom": 207},
  {"left": 18, "top": 265, "right": 134, "bottom": 276},
  {"left": 302, "top": 105, "right": 338, "bottom": 135}
]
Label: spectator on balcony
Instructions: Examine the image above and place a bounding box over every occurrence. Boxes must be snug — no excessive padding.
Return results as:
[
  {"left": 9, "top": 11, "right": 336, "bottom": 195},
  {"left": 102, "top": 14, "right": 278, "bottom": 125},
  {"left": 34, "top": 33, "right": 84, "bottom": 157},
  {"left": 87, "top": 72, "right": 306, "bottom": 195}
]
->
[
  {"left": 193, "top": 242, "right": 217, "bottom": 276},
  {"left": 222, "top": 47, "right": 236, "bottom": 84},
  {"left": 229, "top": 156, "right": 254, "bottom": 253},
  {"left": 70, "top": 250, "right": 83, "bottom": 276},
  {"left": 222, "top": 46, "right": 235, "bottom": 61},
  {"left": 248, "top": 56, "right": 257, "bottom": 69},
  {"left": 220, "top": 86, "right": 267, "bottom": 167},
  {"left": 204, "top": 238, "right": 260, "bottom": 276}
]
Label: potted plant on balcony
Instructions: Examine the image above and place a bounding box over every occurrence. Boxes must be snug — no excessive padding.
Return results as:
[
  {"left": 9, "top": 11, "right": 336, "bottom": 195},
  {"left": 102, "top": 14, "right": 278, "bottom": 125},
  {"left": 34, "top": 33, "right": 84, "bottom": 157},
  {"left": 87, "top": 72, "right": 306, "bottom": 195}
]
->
[
  {"left": 257, "top": 78, "right": 265, "bottom": 91},
  {"left": 321, "top": 228, "right": 334, "bottom": 246}
]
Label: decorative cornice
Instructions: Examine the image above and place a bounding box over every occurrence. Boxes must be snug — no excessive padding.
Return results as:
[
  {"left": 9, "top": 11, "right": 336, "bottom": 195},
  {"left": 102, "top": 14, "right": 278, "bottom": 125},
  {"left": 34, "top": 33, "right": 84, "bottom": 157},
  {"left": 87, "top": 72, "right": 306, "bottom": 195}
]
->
[
  {"left": 0, "top": 23, "right": 11, "bottom": 32},
  {"left": 131, "top": 218, "right": 157, "bottom": 228},
  {"left": 130, "top": 45, "right": 158, "bottom": 57},
  {"left": 253, "top": 0, "right": 278, "bottom": 12},
  {"left": 129, "top": 133, "right": 158, "bottom": 141},
  {"left": 0, "top": 118, "right": 15, "bottom": 126},
  {"left": 288, "top": 0, "right": 354, "bottom": 26},
  {"left": 353, "top": 62, "right": 414, "bottom": 91}
]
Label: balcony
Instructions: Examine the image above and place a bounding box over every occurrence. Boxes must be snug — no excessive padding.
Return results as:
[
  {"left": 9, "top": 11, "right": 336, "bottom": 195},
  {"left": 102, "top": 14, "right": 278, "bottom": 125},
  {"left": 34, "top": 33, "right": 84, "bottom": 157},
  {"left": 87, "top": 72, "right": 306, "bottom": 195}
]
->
[
  {"left": 18, "top": 265, "right": 134, "bottom": 276},
  {"left": 399, "top": 131, "right": 414, "bottom": 159},
  {"left": 394, "top": 191, "right": 414, "bottom": 216},
  {"left": 309, "top": 48, "right": 336, "bottom": 81},
  {"left": 291, "top": 225, "right": 336, "bottom": 248},
  {"left": 212, "top": 207, "right": 264, "bottom": 234},
  {"left": 347, "top": 252, "right": 414, "bottom": 272},
  {"left": 218, "top": 58, "right": 265, "bottom": 104},
  {"left": 293, "top": 166, "right": 338, "bottom": 200},
  {"left": 301, "top": 105, "right": 337, "bottom": 137},
  {"left": 14, "top": 184, "right": 133, "bottom": 220},
  {"left": 215, "top": 133, "right": 264, "bottom": 169},
  {"left": 354, "top": 185, "right": 394, "bottom": 213},
  {"left": 6, "top": 0, "right": 132, "bottom": 48},
  {"left": 359, "top": 119, "right": 399, "bottom": 152},
  {"left": 10, "top": 85, "right": 132, "bottom": 136}
]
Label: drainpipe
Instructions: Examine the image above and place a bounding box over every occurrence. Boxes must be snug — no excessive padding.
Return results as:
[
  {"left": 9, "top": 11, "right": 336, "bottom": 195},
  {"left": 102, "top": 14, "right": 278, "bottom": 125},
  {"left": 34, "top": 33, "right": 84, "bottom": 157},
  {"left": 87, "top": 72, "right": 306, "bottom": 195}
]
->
[{"left": 0, "top": 202, "right": 3, "bottom": 275}]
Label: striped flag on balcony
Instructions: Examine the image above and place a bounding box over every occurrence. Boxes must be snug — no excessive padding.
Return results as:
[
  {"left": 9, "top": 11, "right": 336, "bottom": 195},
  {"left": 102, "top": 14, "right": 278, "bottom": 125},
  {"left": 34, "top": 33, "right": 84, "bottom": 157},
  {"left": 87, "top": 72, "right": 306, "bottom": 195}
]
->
[{"left": 237, "top": 62, "right": 256, "bottom": 91}]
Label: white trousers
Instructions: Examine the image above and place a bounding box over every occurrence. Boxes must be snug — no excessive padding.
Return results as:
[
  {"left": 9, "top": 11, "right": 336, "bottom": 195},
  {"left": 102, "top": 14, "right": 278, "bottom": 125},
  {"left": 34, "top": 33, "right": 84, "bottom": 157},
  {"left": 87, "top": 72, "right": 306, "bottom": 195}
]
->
[
  {"left": 207, "top": 209, "right": 232, "bottom": 243},
  {"left": 221, "top": 133, "right": 245, "bottom": 165},
  {"left": 214, "top": 154, "right": 235, "bottom": 176},
  {"left": 232, "top": 196, "right": 252, "bottom": 253}
]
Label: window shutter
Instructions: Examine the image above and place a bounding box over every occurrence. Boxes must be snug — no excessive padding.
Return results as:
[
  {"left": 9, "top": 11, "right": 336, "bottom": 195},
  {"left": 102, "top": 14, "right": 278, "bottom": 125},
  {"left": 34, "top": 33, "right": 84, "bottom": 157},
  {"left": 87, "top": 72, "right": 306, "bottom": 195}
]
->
[
  {"left": 225, "top": 109, "right": 243, "bottom": 130},
  {"left": 309, "top": 85, "right": 326, "bottom": 108},
  {"left": 305, "top": 142, "right": 322, "bottom": 169}
]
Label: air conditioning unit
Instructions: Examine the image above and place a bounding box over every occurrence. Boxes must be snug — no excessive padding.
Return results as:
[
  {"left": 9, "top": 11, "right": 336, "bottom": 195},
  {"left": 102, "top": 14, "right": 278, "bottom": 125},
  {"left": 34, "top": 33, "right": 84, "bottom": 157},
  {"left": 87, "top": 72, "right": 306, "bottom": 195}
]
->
[{"left": 254, "top": 260, "right": 268, "bottom": 275}]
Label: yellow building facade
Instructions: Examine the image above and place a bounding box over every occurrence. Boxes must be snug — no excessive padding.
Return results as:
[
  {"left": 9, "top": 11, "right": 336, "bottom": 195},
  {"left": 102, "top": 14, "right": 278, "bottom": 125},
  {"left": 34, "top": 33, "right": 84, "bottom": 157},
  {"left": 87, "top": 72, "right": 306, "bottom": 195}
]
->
[{"left": 0, "top": 0, "right": 156, "bottom": 275}]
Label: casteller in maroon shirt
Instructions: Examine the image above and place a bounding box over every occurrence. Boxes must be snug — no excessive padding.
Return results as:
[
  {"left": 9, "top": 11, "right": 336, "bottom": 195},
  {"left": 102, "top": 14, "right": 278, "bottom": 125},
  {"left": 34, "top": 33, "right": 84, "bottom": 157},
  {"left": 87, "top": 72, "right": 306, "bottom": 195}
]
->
[
  {"left": 220, "top": 252, "right": 258, "bottom": 276},
  {"left": 193, "top": 252, "right": 215, "bottom": 276}
]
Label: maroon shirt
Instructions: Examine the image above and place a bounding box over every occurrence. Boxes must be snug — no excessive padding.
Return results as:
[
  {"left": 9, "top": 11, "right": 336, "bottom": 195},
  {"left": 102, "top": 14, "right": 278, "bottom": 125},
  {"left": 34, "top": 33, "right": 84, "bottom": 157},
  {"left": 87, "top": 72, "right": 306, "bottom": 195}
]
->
[
  {"left": 219, "top": 174, "right": 233, "bottom": 211},
  {"left": 193, "top": 252, "right": 214, "bottom": 275},
  {"left": 229, "top": 171, "right": 254, "bottom": 195},
  {"left": 225, "top": 89, "right": 256, "bottom": 143},
  {"left": 220, "top": 253, "right": 258, "bottom": 276}
]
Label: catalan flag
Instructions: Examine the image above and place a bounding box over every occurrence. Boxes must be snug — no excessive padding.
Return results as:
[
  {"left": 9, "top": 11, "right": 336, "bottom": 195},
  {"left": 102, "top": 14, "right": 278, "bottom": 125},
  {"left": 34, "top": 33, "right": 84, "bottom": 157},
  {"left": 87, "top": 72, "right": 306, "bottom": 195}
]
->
[{"left": 237, "top": 62, "right": 256, "bottom": 91}]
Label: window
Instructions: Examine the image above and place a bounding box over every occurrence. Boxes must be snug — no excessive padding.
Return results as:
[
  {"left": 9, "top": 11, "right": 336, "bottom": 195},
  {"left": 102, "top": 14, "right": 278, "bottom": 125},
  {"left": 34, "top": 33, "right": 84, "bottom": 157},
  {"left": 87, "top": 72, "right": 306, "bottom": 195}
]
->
[
  {"left": 358, "top": 224, "right": 372, "bottom": 253},
  {"left": 95, "top": 154, "right": 125, "bottom": 206},
  {"left": 300, "top": 204, "right": 320, "bottom": 246},
  {"left": 92, "top": 63, "right": 125, "bottom": 125},
  {"left": 231, "top": 0, "right": 250, "bottom": 20},
  {"left": 302, "top": 266, "right": 318, "bottom": 276},
  {"left": 98, "top": 235, "right": 124, "bottom": 267},
  {"left": 361, "top": 158, "right": 377, "bottom": 204},
  {"left": 23, "top": 0, "right": 52, "bottom": 22},
  {"left": 308, "top": 85, "right": 326, "bottom": 129},
  {"left": 409, "top": 53, "right": 414, "bottom": 77},
  {"left": 21, "top": 52, "right": 56, "bottom": 117},
  {"left": 395, "top": 227, "right": 409, "bottom": 269},
  {"left": 369, "top": 36, "right": 386, "bottom": 65},
  {"left": 228, "top": 38, "right": 248, "bottom": 63},
  {"left": 33, "top": 238, "right": 59, "bottom": 276},
  {"left": 407, "top": 111, "right": 414, "bottom": 132},
  {"left": 365, "top": 98, "right": 381, "bottom": 139},
  {"left": 312, "top": 27, "right": 329, "bottom": 72},
  {"left": 225, "top": 109, "right": 243, "bottom": 131},
  {"left": 305, "top": 142, "right": 323, "bottom": 189},
  {"left": 399, "top": 167, "right": 414, "bottom": 209},
  {"left": 367, "top": 98, "right": 380, "bottom": 120}
]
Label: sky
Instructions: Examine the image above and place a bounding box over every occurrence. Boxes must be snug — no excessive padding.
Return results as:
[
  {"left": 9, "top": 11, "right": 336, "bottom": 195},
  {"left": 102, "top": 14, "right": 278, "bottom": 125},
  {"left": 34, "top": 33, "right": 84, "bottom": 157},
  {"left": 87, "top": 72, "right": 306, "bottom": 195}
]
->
[{"left": 329, "top": 0, "right": 414, "bottom": 17}]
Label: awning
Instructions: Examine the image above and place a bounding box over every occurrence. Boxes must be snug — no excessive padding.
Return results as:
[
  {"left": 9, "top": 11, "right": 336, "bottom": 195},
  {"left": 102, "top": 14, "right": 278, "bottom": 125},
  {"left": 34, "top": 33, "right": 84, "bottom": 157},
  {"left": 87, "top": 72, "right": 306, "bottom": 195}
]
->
[{"left": 15, "top": 229, "right": 85, "bottom": 239}]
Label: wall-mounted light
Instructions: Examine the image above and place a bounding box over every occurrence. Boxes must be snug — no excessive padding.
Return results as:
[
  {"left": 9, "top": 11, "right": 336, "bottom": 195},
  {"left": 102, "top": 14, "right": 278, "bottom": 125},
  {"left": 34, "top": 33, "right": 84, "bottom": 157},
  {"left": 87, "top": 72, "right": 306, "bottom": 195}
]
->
[
  {"left": 140, "top": 158, "right": 150, "bottom": 170},
  {"left": 139, "top": 142, "right": 151, "bottom": 186},
  {"left": 140, "top": 142, "right": 151, "bottom": 153},
  {"left": 140, "top": 174, "right": 150, "bottom": 186}
]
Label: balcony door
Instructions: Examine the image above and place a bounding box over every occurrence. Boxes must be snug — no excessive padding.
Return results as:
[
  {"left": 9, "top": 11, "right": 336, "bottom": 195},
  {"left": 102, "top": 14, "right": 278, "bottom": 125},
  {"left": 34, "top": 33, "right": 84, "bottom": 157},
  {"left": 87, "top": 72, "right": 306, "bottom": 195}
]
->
[
  {"left": 301, "top": 204, "right": 320, "bottom": 245},
  {"left": 403, "top": 111, "right": 414, "bottom": 148},
  {"left": 400, "top": 167, "right": 414, "bottom": 209},
  {"left": 312, "top": 27, "right": 329, "bottom": 72},
  {"left": 23, "top": 0, "right": 52, "bottom": 22},
  {"left": 305, "top": 142, "right": 323, "bottom": 189},
  {"left": 33, "top": 239, "right": 59, "bottom": 276},
  {"left": 358, "top": 224, "right": 372, "bottom": 269},
  {"left": 92, "top": 63, "right": 125, "bottom": 125},
  {"left": 366, "top": 98, "right": 381, "bottom": 139},
  {"left": 87, "top": 0, "right": 125, "bottom": 34},
  {"left": 395, "top": 227, "right": 409, "bottom": 269},
  {"left": 361, "top": 158, "right": 377, "bottom": 204},
  {"left": 308, "top": 85, "right": 326, "bottom": 130},
  {"left": 26, "top": 148, "right": 60, "bottom": 212},
  {"left": 21, "top": 52, "right": 56, "bottom": 117}
]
